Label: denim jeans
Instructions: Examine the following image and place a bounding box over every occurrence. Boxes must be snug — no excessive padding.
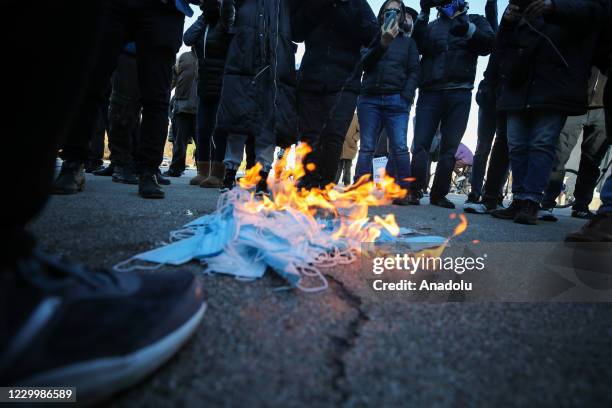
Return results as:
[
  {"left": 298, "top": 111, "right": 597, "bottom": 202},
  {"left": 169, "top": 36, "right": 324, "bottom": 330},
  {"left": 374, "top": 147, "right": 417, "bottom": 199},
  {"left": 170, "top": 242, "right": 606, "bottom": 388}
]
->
[
  {"left": 599, "top": 174, "right": 612, "bottom": 214},
  {"left": 412, "top": 89, "right": 472, "bottom": 196},
  {"left": 354, "top": 94, "right": 411, "bottom": 189},
  {"left": 195, "top": 96, "right": 227, "bottom": 162},
  {"left": 506, "top": 110, "right": 567, "bottom": 203},
  {"left": 541, "top": 109, "right": 609, "bottom": 209},
  {"left": 470, "top": 103, "right": 497, "bottom": 199}
]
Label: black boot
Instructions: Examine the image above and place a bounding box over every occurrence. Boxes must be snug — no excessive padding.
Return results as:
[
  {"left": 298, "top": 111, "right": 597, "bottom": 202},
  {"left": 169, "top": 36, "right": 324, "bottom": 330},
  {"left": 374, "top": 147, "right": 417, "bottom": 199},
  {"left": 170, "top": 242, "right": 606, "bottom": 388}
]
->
[
  {"left": 52, "top": 161, "right": 85, "bottom": 195},
  {"left": 430, "top": 193, "right": 455, "bottom": 209},
  {"left": 138, "top": 171, "right": 165, "bottom": 199},
  {"left": 156, "top": 170, "right": 171, "bottom": 186},
  {"left": 92, "top": 163, "right": 115, "bottom": 177},
  {"left": 514, "top": 199, "right": 539, "bottom": 225},
  {"left": 220, "top": 168, "right": 237, "bottom": 193},
  {"left": 255, "top": 171, "right": 270, "bottom": 197},
  {"left": 112, "top": 164, "right": 138, "bottom": 185},
  {"left": 491, "top": 199, "right": 523, "bottom": 220}
]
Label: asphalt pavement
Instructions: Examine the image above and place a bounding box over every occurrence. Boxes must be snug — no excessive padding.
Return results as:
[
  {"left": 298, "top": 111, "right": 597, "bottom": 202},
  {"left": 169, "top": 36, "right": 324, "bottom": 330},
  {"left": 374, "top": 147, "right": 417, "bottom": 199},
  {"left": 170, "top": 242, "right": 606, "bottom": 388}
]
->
[{"left": 29, "top": 169, "right": 612, "bottom": 407}]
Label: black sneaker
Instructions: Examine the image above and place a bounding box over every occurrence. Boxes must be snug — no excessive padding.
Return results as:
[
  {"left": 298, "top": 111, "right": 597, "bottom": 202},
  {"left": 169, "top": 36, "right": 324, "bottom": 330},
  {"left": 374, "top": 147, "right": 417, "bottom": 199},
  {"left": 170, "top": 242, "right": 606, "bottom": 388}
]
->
[
  {"left": 92, "top": 164, "right": 115, "bottom": 177},
  {"left": 156, "top": 170, "right": 171, "bottom": 186},
  {"left": 162, "top": 169, "right": 183, "bottom": 178},
  {"left": 466, "top": 191, "right": 480, "bottom": 203},
  {"left": 538, "top": 206, "right": 558, "bottom": 222},
  {"left": 491, "top": 199, "right": 523, "bottom": 220},
  {"left": 220, "top": 168, "right": 237, "bottom": 193},
  {"left": 0, "top": 250, "right": 206, "bottom": 405},
  {"left": 255, "top": 171, "right": 270, "bottom": 197},
  {"left": 139, "top": 172, "right": 165, "bottom": 199},
  {"left": 430, "top": 194, "right": 455, "bottom": 209},
  {"left": 112, "top": 165, "right": 138, "bottom": 185},
  {"left": 52, "top": 161, "right": 85, "bottom": 195},
  {"left": 514, "top": 200, "right": 539, "bottom": 225},
  {"left": 571, "top": 206, "right": 595, "bottom": 220}
]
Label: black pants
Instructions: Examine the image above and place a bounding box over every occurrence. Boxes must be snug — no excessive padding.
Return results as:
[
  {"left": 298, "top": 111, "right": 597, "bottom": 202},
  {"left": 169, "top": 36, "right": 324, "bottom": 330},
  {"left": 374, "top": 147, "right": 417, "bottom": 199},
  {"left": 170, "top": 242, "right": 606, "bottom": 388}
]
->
[
  {"left": 335, "top": 159, "right": 353, "bottom": 186},
  {"left": 482, "top": 112, "right": 510, "bottom": 202},
  {"left": 169, "top": 113, "right": 196, "bottom": 174},
  {"left": 298, "top": 90, "right": 358, "bottom": 185},
  {"left": 59, "top": 0, "right": 184, "bottom": 173},
  {"left": 2, "top": 1, "right": 104, "bottom": 264},
  {"left": 87, "top": 99, "right": 109, "bottom": 167}
]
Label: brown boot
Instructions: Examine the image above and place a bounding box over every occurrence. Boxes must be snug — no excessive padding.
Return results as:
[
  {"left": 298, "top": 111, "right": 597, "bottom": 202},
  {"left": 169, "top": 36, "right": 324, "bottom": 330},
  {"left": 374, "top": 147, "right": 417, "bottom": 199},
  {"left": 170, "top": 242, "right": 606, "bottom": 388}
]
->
[
  {"left": 200, "top": 162, "right": 226, "bottom": 188},
  {"left": 190, "top": 161, "right": 210, "bottom": 185},
  {"left": 565, "top": 212, "right": 612, "bottom": 243}
]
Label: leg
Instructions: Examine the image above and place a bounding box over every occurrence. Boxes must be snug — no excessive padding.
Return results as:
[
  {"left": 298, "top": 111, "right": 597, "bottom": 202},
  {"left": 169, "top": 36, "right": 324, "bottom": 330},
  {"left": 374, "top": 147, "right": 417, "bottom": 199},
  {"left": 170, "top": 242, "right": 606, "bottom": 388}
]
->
[
  {"left": 470, "top": 103, "right": 497, "bottom": 199},
  {"left": 411, "top": 91, "right": 444, "bottom": 194},
  {"left": 382, "top": 94, "right": 411, "bottom": 189},
  {"left": 573, "top": 109, "right": 609, "bottom": 209},
  {"left": 431, "top": 89, "right": 471, "bottom": 197},
  {"left": 298, "top": 90, "right": 326, "bottom": 180},
  {"left": 521, "top": 110, "right": 567, "bottom": 203},
  {"left": 245, "top": 134, "right": 256, "bottom": 169},
  {"left": 541, "top": 115, "right": 583, "bottom": 208},
  {"left": 167, "top": 113, "right": 190, "bottom": 175},
  {"left": 224, "top": 133, "right": 249, "bottom": 170},
  {"left": 506, "top": 111, "right": 532, "bottom": 198},
  {"left": 354, "top": 96, "right": 382, "bottom": 183},
  {"left": 482, "top": 113, "right": 510, "bottom": 202},
  {"left": 342, "top": 159, "right": 352, "bottom": 186},
  {"left": 195, "top": 96, "right": 212, "bottom": 162}
]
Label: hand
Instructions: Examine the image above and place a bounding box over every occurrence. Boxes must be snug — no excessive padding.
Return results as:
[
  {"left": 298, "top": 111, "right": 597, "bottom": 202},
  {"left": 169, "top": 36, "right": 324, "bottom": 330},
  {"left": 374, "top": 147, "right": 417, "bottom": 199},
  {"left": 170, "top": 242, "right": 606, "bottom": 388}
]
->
[
  {"left": 381, "top": 21, "right": 399, "bottom": 48},
  {"left": 502, "top": 4, "right": 522, "bottom": 23},
  {"left": 449, "top": 13, "right": 470, "bottom": 36},
  {"left": 523, "top": 0, "right": 555, "bottom": 18}
]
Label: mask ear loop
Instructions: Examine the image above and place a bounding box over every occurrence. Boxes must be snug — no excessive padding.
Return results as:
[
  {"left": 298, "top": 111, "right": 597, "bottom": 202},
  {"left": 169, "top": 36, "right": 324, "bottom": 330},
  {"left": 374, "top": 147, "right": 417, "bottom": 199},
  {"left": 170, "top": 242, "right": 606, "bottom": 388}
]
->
[{"left": 113, "top": 257, "right": 165, "bottom": 272}]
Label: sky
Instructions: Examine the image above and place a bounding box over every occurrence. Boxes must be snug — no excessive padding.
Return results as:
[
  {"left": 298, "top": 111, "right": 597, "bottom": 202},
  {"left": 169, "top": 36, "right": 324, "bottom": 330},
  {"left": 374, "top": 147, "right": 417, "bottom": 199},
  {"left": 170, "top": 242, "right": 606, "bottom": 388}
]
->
[{"left": 180, "top": 0, "right": 510, "bottom": 151}]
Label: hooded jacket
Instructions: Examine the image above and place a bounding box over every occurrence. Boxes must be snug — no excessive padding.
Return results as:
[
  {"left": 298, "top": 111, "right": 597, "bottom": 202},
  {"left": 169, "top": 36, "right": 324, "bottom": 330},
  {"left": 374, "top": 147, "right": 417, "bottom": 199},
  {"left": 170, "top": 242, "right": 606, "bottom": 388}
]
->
[{"left": 359, "top": 0, "right": 420, "bottom": 103}]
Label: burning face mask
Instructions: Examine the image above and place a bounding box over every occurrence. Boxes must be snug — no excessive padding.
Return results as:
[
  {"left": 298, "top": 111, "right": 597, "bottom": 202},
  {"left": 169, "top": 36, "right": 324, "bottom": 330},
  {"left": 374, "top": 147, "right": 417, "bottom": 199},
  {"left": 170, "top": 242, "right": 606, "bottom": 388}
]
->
[{"left": 438, "top": 0, "right": 466, "bottom": 18}]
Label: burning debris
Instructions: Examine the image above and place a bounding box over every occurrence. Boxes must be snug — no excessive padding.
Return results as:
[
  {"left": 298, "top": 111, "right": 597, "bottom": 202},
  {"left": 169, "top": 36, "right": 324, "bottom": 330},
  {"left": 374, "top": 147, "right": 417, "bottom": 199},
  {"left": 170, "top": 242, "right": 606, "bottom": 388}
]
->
[{"left": 115, "top": 144, "right": 460, "bottom": 291}]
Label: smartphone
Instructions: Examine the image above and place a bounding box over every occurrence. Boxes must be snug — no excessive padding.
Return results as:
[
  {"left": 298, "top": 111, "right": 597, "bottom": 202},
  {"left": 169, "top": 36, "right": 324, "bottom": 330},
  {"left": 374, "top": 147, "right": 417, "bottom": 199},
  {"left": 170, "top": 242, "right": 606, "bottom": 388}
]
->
[{"left": 383, "top": 9, "right": 399, "bottom": 31}]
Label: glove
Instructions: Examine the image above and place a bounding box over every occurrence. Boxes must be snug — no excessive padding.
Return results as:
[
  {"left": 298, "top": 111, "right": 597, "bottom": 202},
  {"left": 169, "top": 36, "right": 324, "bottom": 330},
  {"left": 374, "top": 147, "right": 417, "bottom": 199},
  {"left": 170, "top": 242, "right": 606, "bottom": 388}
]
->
[{"left": 449, "top": 14, "right": 470, "bottom": 37}]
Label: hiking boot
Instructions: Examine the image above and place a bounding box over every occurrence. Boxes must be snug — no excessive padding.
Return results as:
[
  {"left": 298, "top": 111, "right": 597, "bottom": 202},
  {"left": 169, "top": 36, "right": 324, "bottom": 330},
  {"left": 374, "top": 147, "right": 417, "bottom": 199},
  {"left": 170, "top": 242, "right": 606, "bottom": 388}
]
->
[
  {"left": 190, "top": 161, "right": 210, "bottom": 186},
  {"left": 92, "top": 164, "right": 115, "bottom": 177},
  {"left": 52, "top": 161, "right": 85, "bottom": 195},
  {"left": 139, "top": 172, "right": 165, "bottom": 199},
  {"left": 430, "top": 193, "right": 455, "bottom": 209},
  {"left": 220, "top": 168, "right": 237, "bottom": 193},
  {"left": 162, "top": 169, "right": 182, "bottom": 178},
  {"left": 0, "top": 249, "right": 206, "bottom": 405},
  {"left": 565, "top": 212, "right": 612, "bottom": 243},
  {"left": 491, "top": 199, "right": 523, "bottom": 220},
  {"left": 571, "top": 206, "right": 595, "bottom": 220},
  {"left": 85, "top": 161, "right": 104, "bottom": 174},
  {"left": 514, "top": 199, "right": 539, "bottom": 225},
  {"left": 156, "top": 170, "right": 171, "bottom": 186},
  {"left": 255, "top": 171, "right": 270, "bottom": 197},
  {"left": 112, "top": 165, "right": 138, "bottom": 185},
  {"left": 200, "top": 162, "right": 225, "bottom": 189},
  {"left": 538, "top": 205, "right": 558, "bottom": 222}
]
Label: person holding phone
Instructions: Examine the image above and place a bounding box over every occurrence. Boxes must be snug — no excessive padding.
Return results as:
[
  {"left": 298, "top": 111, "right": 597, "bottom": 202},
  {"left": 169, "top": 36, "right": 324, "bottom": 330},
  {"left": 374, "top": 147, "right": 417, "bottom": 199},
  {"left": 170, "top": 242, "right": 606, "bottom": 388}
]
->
[{"left": 353, "top": 0, "right": 420, "bottom": 205}]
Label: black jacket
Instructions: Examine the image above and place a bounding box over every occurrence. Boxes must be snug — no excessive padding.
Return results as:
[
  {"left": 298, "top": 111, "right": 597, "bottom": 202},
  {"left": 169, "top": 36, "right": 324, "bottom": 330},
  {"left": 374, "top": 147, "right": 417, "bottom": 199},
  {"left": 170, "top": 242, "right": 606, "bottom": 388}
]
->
[
  {"left": 216, "top": 0, "right": 300, "bottom": 146},
  {"left": 496, "top": 0, "right": 610, "bottom": 115},
  {"left": 295, "top": 0, "right": 378, "bottom": 93},
  {"left": 412, "top": 11, "right": 495, "bottom": 91},
  {"left": 475, "top": 0, "right": 499, "bottom": 107},
  {"left": 360, "top": 34, "right": 420, "bottom": 103},
  {"left": 183, "top": 13, "right": 233, "bottom": 101}
]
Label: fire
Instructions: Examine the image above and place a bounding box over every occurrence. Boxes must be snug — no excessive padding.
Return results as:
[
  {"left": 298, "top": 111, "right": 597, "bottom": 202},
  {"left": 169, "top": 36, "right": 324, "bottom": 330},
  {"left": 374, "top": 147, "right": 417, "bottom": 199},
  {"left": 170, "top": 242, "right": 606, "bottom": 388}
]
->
[{"left": 237, "top": 143, "right": 407, "bottom": 244}]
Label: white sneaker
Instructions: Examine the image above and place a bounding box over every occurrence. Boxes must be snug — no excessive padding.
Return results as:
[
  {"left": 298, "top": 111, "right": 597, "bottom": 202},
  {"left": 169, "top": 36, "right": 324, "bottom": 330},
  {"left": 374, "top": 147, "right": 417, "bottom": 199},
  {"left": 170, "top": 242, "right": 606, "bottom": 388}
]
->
[
  {"left": 538, "top": 207, "right": 558, "bottom": 222},
  {"left": 463, "top": 201, "right": 487, "bottom": 214}
]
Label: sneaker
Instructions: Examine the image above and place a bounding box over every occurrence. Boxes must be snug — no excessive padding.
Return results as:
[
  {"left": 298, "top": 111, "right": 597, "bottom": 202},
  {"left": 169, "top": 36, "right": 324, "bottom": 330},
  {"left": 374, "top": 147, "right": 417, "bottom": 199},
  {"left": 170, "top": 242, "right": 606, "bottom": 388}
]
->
[
  {"left": 85, "top": 161, "right": 104, "bottom": 174},
  {"left": 514, "top": 199, "right": 539, "bottom": 225},
  {"left": 565, "top": 212, "right": 612, "bottom": 243},
  {"left": 464, "top": 201, "right": 488, "bottom": 214},
  {"left": 138, "top": 172, "right": 165, "bottom": 199},
  {"left": 255, "top": 171, "right": 270, "bottom": 197},
  {"left": 466, "top": 192, "right": 480, "bottom": 203},
  {"left": 491, "top": 199, "right": 523, "bottom": 220},
  {"left": 482, "top": 198, "right": 503, "bottom": 213},
  {"left": 220, "top": 168, "right": 237, "bottom": 193},
  {"left": 52, "top": 161, "right": 85, "bottom": 195},
  {"left": 92, "top": 164, "right": 115, "bottom": 177},
  {"left": 112, "top": 165, "right": 138, "bottom": 185},
  {"left": 0, "top": 250, "right": 206, "bottom": 405},
  {"left": 393, "top": 197, "right": 412, "bottom": 206},
  {"left": 162, "top": 169, "right": 183, "bottom": 178},
  {"left": 430, "top": 194, "right": 455, "bottom": 209},
  {"left": 571, "top": 207, "right": 595, "bottom": 220},
  {"left": 156, "top": 171, "right": 171, "bottom": 186},
  {"left": 538, "top": 206, "right": 558, "bottom": 222}
]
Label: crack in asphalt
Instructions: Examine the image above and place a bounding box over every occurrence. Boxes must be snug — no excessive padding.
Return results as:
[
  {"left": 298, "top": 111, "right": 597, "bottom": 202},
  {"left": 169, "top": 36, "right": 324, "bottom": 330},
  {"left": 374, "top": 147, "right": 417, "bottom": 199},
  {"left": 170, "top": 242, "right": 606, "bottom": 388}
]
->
[{"left": 325, "top": 273, "right": 369, "bottom": 406}]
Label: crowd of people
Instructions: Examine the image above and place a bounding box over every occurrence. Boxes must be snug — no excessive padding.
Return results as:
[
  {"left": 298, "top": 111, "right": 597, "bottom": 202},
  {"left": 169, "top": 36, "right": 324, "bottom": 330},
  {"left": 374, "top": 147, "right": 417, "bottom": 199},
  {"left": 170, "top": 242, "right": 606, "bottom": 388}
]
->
[{"left": 3, "top": 0, "right": 612, "bottom": 401}]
